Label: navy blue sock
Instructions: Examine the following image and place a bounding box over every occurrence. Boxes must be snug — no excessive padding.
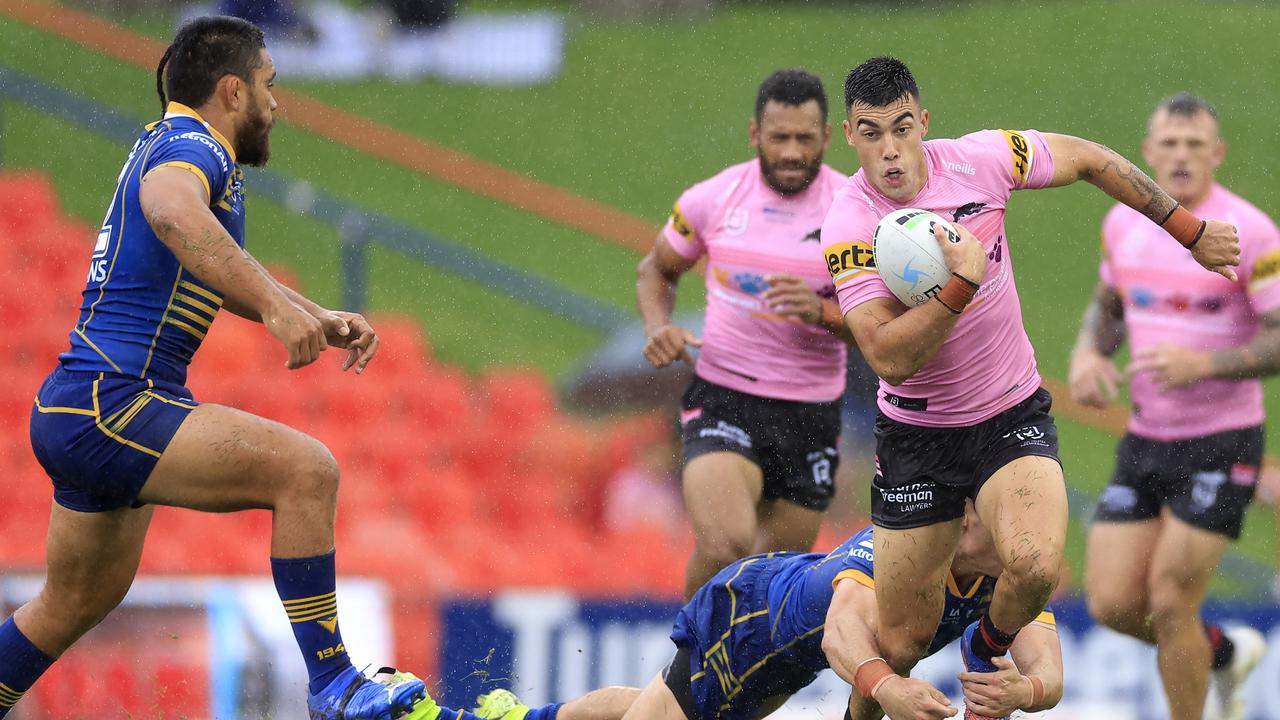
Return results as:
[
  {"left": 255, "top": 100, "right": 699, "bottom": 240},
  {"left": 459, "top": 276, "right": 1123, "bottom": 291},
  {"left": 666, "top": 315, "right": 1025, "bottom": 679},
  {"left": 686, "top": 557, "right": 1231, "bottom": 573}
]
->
[
  {"left": 271, "top": 550, "right": 353, "bottom": 695},
  {"left": 0, "top": 617, "right": 55, "bottom": 718},
  {"left": 525, "top": 704, "right": 562, "bottom": 720}
]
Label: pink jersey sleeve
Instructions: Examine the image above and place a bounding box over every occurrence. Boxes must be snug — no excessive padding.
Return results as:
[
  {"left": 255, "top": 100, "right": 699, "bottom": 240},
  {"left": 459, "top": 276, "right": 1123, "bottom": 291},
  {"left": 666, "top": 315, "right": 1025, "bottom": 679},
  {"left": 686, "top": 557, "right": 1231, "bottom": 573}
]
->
[
  {"left": 1098, "top": 204, "right": 1129, "bottom": 287},
  {"left": 821, "top": 188, "right": 895, "bottom": 314},
  {"left": 1239, "top": 207, "right": 1280, "bottom": 314},
  {"left": 661, "top": 180, "right": 718, "bottom": 260},
  {"left": 963, "top": 129, "right": 1057, "bottom": 194}
]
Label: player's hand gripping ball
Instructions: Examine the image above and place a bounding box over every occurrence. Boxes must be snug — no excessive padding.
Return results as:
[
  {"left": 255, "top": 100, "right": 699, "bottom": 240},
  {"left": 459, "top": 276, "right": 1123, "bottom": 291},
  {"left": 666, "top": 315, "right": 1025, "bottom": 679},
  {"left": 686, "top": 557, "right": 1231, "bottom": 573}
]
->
[{"left": 873, "top": 208, "right": 960, "bottom": 307}]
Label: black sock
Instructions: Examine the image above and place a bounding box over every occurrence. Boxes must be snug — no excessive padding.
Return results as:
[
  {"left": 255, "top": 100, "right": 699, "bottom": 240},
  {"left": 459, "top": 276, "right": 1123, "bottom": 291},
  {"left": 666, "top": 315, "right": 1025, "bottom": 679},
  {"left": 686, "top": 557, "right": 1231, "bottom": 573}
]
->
[
  {"left": 971, "top": 614, "right": 1018, "bottom": 662},
  {"left": 1206, "top": 622, "right": 1235, "bottom": 670}
]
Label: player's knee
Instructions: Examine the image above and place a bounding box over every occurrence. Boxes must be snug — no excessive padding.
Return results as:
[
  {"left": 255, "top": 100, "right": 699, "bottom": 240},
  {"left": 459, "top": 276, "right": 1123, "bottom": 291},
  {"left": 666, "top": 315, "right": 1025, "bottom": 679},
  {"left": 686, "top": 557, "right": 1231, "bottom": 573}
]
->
[
  {"left": 1003, "top": 554, "right": 1059, "bottom": 608},
  {"left": 695, "top": 529, "right": 753, "bottom": 568},
  {"left": 879, "top": 627, "right": 931, "bottom": 674},
  {"left": 287, "top": 441, "right": 340, "bottom": 501},
  {"left": 1086, "top": 590, "right": 1147, "bottom": 634},
  {"left": 38, "top": 581, "right": 128, "bottom": 634},
  {"left": 1148, "top": 576, "right": 1201, "bottom": 632}
]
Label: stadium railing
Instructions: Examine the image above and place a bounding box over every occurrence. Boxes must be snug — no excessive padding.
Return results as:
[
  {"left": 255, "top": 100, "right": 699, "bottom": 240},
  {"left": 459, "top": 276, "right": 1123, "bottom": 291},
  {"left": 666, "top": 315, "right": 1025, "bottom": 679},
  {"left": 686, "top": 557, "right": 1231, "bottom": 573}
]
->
[{"left": 0, "top": 65, "right": 629, "bottom": 332}]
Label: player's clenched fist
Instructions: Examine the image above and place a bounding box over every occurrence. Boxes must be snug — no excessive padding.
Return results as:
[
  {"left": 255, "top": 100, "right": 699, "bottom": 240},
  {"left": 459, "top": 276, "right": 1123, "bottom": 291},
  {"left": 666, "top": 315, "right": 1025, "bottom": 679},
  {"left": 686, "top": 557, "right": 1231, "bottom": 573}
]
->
[
  {"left": 934, "top": 222, "right": 986, "bottom": 286},
  {"left": 1191, "top": 219, "right": 1242, "bottom": 281},
  {"left": 873, "top": 676, "right": 958, "bottom": 720},
  {"left": 264, "top": 300, "right": 327, "bottom": 369},
  {"left": 643, "top": 324, "right": 702, "bottom": 369}
]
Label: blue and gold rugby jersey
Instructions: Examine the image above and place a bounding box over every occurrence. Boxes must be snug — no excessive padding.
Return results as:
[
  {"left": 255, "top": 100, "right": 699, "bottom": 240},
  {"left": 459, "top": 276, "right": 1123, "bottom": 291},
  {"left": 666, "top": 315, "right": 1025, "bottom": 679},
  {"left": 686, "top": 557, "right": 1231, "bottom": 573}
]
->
[
  {"left": 762, "top": 526, "right": 1056, "bottom": 677},
  {"left": 59, "top": 102, "right": 245, "bottom": 386}
]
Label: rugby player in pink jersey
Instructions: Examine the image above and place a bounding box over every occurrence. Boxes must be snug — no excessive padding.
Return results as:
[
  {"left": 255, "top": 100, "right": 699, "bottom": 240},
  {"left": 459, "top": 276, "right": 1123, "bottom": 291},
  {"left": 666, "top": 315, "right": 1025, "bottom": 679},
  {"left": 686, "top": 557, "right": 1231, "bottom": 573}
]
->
[
  {"left": 819, "top": 58, "right": 1240, "bottom": 720},
  {"left": 1070, "top": 94, "right": 1279, "bottom": 720},
  {"left": 636, "top": 69, "right": 855, "bottom": 599}
]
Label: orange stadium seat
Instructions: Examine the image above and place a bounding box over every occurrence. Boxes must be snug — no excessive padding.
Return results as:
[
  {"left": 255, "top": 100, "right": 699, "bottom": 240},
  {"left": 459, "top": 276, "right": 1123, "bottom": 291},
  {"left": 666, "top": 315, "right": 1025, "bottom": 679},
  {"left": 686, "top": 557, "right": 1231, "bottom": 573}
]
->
[{"left": 0, "top": 172, "right": 698, "bottom": 642}]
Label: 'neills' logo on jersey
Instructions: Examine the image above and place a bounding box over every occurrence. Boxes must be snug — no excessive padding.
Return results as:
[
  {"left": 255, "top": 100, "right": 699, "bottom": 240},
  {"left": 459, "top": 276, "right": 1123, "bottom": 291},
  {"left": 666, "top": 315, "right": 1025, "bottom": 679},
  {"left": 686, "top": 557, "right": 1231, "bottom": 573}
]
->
[
  {"left": 801, "top": 228, "right": 822, "bottom": 243},
  {"left": 945, "top": 160, "right": 976, "bottom": 176}
]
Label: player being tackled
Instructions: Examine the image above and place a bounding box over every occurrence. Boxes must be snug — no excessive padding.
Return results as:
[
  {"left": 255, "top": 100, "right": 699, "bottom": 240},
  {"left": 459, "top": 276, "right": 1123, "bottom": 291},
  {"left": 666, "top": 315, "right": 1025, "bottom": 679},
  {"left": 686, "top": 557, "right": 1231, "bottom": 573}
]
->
[{"left": 391, "top": 500, "right": 1063, "bottom": 720}]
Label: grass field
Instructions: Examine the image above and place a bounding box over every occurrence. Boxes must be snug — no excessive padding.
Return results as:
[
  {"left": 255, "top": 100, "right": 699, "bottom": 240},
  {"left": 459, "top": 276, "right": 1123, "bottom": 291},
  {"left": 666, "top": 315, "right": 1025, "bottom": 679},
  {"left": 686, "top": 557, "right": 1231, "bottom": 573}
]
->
[{"left": 1, "top": 0, "right": 1278, "bottom": 592}]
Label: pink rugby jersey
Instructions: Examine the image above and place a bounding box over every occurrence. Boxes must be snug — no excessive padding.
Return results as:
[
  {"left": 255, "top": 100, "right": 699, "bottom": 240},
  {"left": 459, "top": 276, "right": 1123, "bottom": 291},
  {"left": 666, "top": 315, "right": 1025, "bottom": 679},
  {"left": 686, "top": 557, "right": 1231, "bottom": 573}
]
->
[
  {"left": 821, "top": 129, "right": 1057, "bottom": 427},
  {"left": 1100, "top": 184, "right": 1280, "bottom": 441},
  {"left": 662, "top": 159, "right": 848, "bottom": 403}
]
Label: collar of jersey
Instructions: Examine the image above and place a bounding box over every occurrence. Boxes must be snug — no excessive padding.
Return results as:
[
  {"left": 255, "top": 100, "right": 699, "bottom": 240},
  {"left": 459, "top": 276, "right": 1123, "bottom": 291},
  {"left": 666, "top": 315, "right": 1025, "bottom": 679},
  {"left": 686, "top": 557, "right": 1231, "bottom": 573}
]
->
[
  {"left": 163, "top": 102, "right": 238, "bottom": 163},
  {"left": 945, "top": 572, "right": 985, "bottom": 599}
]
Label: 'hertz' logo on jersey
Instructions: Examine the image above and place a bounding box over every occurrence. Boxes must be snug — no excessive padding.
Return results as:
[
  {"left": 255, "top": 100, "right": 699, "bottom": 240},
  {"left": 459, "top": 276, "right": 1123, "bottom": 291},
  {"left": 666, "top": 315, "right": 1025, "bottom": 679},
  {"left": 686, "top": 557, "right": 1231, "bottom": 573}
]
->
[
  {"left": 1251, "top": 249, "right": 1280, "bottom": 290},
  {"left": 825, "top": 241, "right": 875, "bottom": 286},
  {"left": 669, "top": 202, "right": 695, "bottom": 240},
  {"left": 1001, "top": 129, "right": 1034, "bottom": 185}
]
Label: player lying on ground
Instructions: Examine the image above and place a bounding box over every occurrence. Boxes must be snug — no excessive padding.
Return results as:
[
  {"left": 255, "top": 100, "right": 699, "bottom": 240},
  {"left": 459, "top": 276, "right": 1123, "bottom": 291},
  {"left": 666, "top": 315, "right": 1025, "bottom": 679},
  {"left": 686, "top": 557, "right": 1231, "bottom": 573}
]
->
[
  {"left": 1071, "top": 93, "right": 1278, "bottom": 720},
  {"left": 393, "top": 501, "right": 1062, "bottom": 720},
  {"left": 0, "top": 17, "right": 424, "bottom": 720},
  {"left": 818, "top": 57, "right": 1240, "bottom": 720}
]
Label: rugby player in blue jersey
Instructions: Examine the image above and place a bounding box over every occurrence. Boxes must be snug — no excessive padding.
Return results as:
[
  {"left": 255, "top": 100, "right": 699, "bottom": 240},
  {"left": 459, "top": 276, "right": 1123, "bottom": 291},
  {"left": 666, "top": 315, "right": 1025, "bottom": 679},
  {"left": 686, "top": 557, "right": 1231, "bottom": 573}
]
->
[
  {"left": 0, "top": 16, "right": 424, "bottom": 720},
  {"left": 392, "top": 501, "right": 1062, "bottom": 720}
]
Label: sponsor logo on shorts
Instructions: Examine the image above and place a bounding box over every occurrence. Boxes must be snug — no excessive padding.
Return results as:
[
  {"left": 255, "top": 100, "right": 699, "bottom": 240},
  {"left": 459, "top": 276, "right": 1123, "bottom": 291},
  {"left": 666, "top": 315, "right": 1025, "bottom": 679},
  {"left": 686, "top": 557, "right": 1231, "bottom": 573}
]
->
[
  {"left": 1191, "top": 470, "right": 1227, "bottom": 511},
  {"left": 698, "top": 421, "right": 752, "bottom": 448},
  {"left": 1099, "top": 485, "right": 1138, "bottom": 511},
  {"left": 808, "top": 447, "right": 837, "bottom": 487},
  {"left": 878, "top": 482, "right": 935, "bottom": 514},
  {"left": 1001, "top": 129, "right": 1034, "bottom": 185},
  {"left": 679, "top": 407, "right": 703, "bottom": 425},
  {"left": 1230, "top": 463, "right": 1259, "bottom": 487},
  {"left": 824, "top": 241, "right": 876, "bottom": 285},
  {"left": 1003, "top": 425, "right": 1049, "bottom": 448}
]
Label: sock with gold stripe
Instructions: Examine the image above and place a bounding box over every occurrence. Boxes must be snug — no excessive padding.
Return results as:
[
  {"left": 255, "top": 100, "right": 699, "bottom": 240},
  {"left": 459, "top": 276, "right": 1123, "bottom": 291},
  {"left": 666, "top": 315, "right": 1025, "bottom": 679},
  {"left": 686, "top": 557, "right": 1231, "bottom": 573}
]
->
[
  {"left": 0, "top": 617, "right": 54, "bottom": 718},
  {"left": 272, "top": 550, "right": 352, "bottom": 695}
]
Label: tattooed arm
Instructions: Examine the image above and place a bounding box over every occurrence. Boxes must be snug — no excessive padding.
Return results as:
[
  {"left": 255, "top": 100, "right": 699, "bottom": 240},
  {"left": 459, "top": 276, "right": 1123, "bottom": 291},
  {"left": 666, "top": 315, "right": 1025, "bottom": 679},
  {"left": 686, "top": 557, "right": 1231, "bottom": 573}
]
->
[
  {"left": 1040, "top": 133, "right": 1240, "bottom": 280},
  {"left": 1068, "top": 282, "right": 1126, "bottom": 407},
  {"left": 1209, "top": 308, "right": 1280, "bottom": 379},
  {"left": 139, "top": 165, "right": 329, "bottom": 369}
]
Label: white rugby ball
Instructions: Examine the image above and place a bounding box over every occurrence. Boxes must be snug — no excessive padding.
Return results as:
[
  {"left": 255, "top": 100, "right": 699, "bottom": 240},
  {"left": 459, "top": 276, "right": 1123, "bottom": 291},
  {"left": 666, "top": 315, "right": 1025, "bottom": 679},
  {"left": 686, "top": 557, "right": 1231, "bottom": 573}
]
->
[{"left": 873, "top": 208, "right": 958, "bottom": 307}]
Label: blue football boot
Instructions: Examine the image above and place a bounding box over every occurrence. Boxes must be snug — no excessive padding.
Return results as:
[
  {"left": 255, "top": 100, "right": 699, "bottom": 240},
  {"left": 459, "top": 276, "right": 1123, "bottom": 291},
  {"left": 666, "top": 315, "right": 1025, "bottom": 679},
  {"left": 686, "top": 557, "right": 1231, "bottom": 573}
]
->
[
  {"left": 308, "top": 665, "right": 426, "bottom": 720},
  {"left": 959, "top": 620, "right": 1007, "bottom": 720}
]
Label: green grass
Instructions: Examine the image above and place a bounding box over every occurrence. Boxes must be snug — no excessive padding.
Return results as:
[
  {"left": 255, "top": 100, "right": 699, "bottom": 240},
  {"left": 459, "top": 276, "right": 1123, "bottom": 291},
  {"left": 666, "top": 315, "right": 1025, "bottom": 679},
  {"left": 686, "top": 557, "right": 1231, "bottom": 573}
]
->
[{"left": 2, "top": 0, "right": 1279, "bottom": 590}]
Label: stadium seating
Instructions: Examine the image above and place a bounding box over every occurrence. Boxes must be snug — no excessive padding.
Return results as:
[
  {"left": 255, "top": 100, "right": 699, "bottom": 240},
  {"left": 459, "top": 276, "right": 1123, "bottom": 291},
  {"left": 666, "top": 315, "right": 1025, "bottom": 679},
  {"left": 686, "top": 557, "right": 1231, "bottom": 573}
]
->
[{"left": 0, "top": 171, "right": 700, "bottom": 606}]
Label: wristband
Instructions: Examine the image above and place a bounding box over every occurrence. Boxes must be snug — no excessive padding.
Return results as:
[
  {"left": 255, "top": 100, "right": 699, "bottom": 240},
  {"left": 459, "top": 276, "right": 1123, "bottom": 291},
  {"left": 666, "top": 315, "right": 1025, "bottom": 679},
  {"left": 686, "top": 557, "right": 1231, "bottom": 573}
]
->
[
  {"left": 1160, "top": 205, "right": 1207, "bottom": 250},
  {"left": 935, "top": 273, "right": 980, "bottom": 314},
  {"left": 1022, "top": 675, "right": 1045, "bottom": 707},
  {"left": 853, "top": 657, "right": 896, "bottom": 699}
]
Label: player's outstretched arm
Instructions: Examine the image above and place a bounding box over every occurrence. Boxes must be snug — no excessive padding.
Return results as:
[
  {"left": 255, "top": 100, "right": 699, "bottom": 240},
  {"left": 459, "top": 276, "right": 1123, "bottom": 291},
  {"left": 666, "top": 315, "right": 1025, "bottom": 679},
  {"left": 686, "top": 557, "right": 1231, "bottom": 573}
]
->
[
  {"left": 226, "top": 281, "right": 381, "bottom": 374},
  {"left": 823, "top": 579, "right": 957, "bottom": 720},
  {"left": 636, "top": 236, "right": 702, "bottom": 368},
  {"left": 1041, "top": 133, "right": 1240, "bottom": 280},
  {"left": 959, "top": 623, "right": 1063, "bottom": 716},
  {"left": 139, "top": 166, "right": 326, "bottom": 369},
  {"left": 845, "top": 223, "right": 985, "bottom": 385},
  {"left": 1068, "top": 281, "right": 1125, "bottom": 407}
]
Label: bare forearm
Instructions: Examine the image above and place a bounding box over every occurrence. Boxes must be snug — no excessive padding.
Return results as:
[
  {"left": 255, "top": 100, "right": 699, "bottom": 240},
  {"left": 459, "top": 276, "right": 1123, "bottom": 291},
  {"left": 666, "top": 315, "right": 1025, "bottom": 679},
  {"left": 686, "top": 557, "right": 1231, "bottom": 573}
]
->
[
  {"left": 1209, "top": 325, "right": 1280, "bottom": 379},
  {"left": 854, "top": 301, "right": 960, "bottom": 385},
  {"left": 1073, "top": 287, "right": 1126, "bottom": 357},
  {"left": 147, "top": 204, "right": 286, "bottom": 318},
  {"left": 1056, "top": 137, "right": 1179, "bottom": 225},
  {"left": 223, "top": 280, "right": 323, "bottom": 323},
  {"left": 1010, "top": 629, "right": 1063, "bottom": 712},
  {"left": 636, "top": 261, "right": 679, "bottom": 335},
  {"left": 819, "top": 300, "right": 857, "bottom": 344}
]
